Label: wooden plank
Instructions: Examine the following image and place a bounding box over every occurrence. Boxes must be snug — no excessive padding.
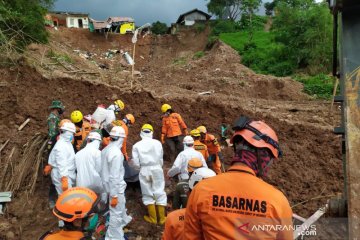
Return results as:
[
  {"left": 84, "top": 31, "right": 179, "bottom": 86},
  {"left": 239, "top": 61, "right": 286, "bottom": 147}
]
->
[
  {"left": 18, "top": 118, "right": 30, "bottom": 131},
  {"left": 0, "top": 140, "right": 9, "bottom": 153}
]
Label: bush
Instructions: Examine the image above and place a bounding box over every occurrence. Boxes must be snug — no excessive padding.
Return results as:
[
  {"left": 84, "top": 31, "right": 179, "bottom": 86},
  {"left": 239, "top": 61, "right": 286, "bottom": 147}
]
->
[
  {"left": 239, "top": 15, "right": 268, "bottom": 31},
  {"left": 193, "top": 51, "right": 205, "bottom": 59},
  {"left": 210, "top": 20, "right": 240, "bottom": 36},
  {"left": 294, "top": 74, "right": 336, "bottom": 99},
  {"left": 194, "top": 23, "right": 206, "bottom": 33},
  {"left": 152, "top": 21, "right": 168, "bottom": 35},
  {"left": 0, "top": 0, "right": 53, "bottom": 51}
]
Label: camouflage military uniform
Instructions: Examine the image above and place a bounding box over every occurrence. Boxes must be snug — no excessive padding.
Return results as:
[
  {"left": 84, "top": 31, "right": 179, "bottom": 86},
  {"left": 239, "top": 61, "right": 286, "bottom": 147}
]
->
[
  {"left": 172, "top": 180, "right": 189, "bottom": 210},
  {"left": 47, "top": 112, "right": 60, "bottom": 149}
]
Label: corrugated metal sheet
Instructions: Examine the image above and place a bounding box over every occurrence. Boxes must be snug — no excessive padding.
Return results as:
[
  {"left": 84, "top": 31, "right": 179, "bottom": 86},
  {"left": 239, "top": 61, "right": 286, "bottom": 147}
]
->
[{"left": 107, "top": 17, "right": 134, "bottom": 23}]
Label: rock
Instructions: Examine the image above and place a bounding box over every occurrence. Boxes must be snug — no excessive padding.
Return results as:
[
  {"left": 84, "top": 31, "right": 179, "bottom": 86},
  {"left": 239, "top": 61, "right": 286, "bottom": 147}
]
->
[
  {"left": 6, "top": 231, "right": 15, "bottom": 239},
  {"left": 111, "top": 94, "right": 118, "bottom": 100}
]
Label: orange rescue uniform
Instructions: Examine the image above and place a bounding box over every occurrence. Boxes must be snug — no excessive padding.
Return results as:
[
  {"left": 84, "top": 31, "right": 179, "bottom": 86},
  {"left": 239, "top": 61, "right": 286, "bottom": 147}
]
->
[
  {"left": 201, "top": 133, "right": 221, "bottom": 174},
  {"left": 162, "top": 208, "right": 186, "bottom": 240},
  {"left": 74, "top": 121, "right": 91, "bottom": 151},
  {"left": 42, "top": 230, "right": 84, "bottom": 239},
  {"left": 161, "top": 113, "right": 187, "bottom": 138},
  {"left": 113, "top": 120, "right": 129, "bottom": 160},
  {"left": 194, "top": 139, "right": 209, "bottom": 160},
  {"left": 184, "top": 164, "right": 293, "bottom": 240}
]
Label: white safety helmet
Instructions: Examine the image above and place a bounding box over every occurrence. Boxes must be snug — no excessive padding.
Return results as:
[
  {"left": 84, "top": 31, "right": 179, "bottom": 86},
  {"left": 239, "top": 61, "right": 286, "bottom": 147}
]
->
[
  {"left": 189, "top": 168, "right": 216, "bottom": 190},
  {"left": 88, "top": 132, "right": 102, "bottom": 141},
  {"left": 60, "top": 122, "right": 76, "bottom": 133},
  {"left": 183, "top": 136, "right": 194, "bottom": 145},
  {"left": 110, "top": 126, "right": 126, "bottom": 138}
]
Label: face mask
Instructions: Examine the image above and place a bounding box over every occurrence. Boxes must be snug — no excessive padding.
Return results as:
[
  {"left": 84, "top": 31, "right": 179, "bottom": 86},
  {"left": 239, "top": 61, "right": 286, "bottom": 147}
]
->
[{"left": 61, "top": 131, "right": 74, "bottom": 142}]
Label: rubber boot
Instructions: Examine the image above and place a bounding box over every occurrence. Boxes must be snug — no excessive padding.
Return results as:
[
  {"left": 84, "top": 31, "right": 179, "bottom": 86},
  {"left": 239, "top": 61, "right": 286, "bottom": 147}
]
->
[
  {"left": 157, "top": 205, "right": 166, "bottom": 225},
  {"left": 144, "top": 204, "right": 157, "bottom": 224}
]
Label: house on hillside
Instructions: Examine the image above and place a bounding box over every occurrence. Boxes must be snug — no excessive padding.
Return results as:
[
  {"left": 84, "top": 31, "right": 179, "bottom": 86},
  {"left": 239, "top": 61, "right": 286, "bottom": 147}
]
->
[
  {"left": 46, "top": 11, "right": 89, "bottom": 29},
  {"left": 171, "top": 9, "right": 211, "bottom": 34},
  {"left": 107, "top": 17, "right": 135, "bottom": 34},
  {"left": 89, "top": 17, "right": 135, "bottom": 34},
  {"left": 176, "top": 9, "right": 211, "bottom": 26}
]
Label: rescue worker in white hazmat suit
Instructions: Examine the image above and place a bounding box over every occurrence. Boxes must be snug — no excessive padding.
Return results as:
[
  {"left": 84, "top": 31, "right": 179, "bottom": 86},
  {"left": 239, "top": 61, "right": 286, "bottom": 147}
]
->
[
  {"left": 48, "top": 121, "right": 76, "bottom": 195},
  {"left": 167, "top": 136, "right": 207, "bottom": 181},
  {"left": 131, "top": 124, "right": 167, "bottom": 225},
  {"left": 75, "top": 131, "right": 103, "bottom": 194},
  {"left": 101, "top": 126, "right": 132, "bottom": 240}
]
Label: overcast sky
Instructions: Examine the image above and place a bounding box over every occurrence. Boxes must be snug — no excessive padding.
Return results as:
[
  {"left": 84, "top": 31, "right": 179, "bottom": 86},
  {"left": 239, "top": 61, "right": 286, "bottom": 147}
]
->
[{"left": 53, "top": 0, "right": 267, "bottom": 25}]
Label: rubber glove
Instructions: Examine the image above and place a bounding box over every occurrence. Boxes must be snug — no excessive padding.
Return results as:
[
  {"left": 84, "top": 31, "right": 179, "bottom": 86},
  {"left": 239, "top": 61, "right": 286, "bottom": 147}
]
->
[
  {"left": 61, "top": 176, "right": 68, "bottom": 192},
  {"left": 161, "top": 134, "right": 165, "bottom": 144},
  {"left": 110, "top": 196, "right": 118, "bottom": 208},
  {"left": 43, "top": 165, "right": 52, "bottom": 176}
]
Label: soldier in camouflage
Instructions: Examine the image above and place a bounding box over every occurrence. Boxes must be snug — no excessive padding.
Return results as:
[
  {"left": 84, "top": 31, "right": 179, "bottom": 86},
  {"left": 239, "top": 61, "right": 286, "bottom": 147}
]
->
[
  {"left": 47, "top": 100, "right": 65, "bottom": 150},
  {"left": 44, "top": 100, "right": 65, "bottom": 209}
]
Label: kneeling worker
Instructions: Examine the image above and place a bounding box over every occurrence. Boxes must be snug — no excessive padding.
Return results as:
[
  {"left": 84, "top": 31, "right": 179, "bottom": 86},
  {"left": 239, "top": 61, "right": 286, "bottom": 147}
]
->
[{"left": 162, "top": 168, "right": 216, "bottom": 240}]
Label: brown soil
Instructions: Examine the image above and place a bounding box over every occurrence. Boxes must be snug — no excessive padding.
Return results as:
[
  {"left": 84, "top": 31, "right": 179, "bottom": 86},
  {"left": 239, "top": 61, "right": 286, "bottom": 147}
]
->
[{"left": 0, "top": 27, "right": 343, "bottom": 239}]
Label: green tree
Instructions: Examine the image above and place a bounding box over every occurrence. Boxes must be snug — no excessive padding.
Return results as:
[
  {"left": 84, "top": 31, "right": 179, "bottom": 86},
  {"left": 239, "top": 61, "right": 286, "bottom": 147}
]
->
[
  {"left": 151, "top": 21, "right": 168, "bottom": 35},
  {"left": 272, "top": 0, "right": 332, "bottom": 74},
  {"left": 240, "top": 0, "right": 262, "bottom": 42},
  {"left": 207, "top": 0, "right": 242, "bottom": 21},
  {"left": 0, "top": 0, "right": 54, "bottom": 51}
]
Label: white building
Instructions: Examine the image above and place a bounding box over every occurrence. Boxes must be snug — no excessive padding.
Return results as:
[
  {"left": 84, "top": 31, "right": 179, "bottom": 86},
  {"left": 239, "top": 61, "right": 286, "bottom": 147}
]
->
[
  {"left": 48, "top": 11, "right": 89, "bottom": 29},
  {"left": 176, "top": 9, "right": 211, "bottom": 26}
]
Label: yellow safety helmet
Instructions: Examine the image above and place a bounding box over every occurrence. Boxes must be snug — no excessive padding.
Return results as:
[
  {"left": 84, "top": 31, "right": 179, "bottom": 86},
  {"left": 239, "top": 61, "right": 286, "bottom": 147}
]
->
[
  {"left": 161, "top": 104, "right": 171, "bottom": 113},
  {"left": 71, "top": 110, "right": 83, "bottom": 123},
  {"left": 190, "top": 129, "right": 201, "bottom": 137},
  {"left": 197, "top": 126, "right": 207, "bottom": 134},
  {"left": 114, "top": 100, "right": 125, "bottom": 111},
  {"left": 142, "top": 124, "right": 154, "bottom": 132}
]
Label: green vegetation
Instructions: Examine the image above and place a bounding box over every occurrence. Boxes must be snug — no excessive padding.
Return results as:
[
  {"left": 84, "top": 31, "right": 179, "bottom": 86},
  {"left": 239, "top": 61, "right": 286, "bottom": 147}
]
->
[
  {"left": 47, "top": 50, "right": 73, "bottom": 64},
  {"left": 209, "top": 0, "right": 334, "bottom": 98},
  {"left": 193, "top": 51, "right": 205, "bottom": 59},
  {"left": 172, "top": 57, "right": 187, "bottom": 66},
  {"left": 194, "top": 23, "right": 206, "bottom": 33},
  {"left": 294, "top": 74, "right": 337, "bottom": 99},
  {"left": 151, "top": 21, "right": 168, "bottom": 35},
  {"left": 0, "top": 0, "right": 53, "bottom": 51}
]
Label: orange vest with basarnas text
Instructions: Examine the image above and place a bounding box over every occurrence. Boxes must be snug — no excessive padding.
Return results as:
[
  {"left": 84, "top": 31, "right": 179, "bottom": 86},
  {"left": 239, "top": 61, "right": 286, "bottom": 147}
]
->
[
  {"left": 183, "top": 164, "right": 293, "bottom": 240},
  {"left": 162, "top": 208, "right": 186, "bottom": 240}
]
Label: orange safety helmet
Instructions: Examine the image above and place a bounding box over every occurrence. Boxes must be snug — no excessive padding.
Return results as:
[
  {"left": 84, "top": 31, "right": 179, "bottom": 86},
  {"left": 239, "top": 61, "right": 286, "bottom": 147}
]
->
[
  {"left": 230, "top": 117, "right": 281, "bottom": 159},
  {"left": 125, "top": 114, "right": 135, "bottom": 125},
  {"left": 58, "top": 119, "right": 71, "bottom": 128},
  {"left": 53, "top": 187, "right": 99, "bottom": 222},
  {"left": 188, "top": 157, "right": 203, "bottom": 173}
]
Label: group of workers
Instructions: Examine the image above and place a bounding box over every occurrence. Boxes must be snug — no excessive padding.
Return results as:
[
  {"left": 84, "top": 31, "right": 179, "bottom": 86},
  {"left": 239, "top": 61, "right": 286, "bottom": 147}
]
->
[{"left": 40, "top": 99, "right": 293, "bottom": 240}]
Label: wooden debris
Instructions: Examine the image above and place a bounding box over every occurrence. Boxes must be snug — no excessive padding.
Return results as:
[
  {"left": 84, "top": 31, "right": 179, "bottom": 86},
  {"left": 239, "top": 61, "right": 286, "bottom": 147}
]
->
[
  {"left": 18, "top": 118, "right": 30, "bottom": 131},
  {"left": 198, "top": 91, "right": 214, "bottom": 96},
  {"left": 0, "top": 140, "right": 9, "bottom": 153}
]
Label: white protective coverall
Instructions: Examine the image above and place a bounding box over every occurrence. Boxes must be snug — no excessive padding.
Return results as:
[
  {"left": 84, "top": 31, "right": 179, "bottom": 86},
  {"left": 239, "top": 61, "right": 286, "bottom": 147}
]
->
[
  {"left": 48, "top": 131, "right": 76, "bottom": 195},
  {"left": 104, "top": 104, "right": 116, "bottom": 126},
  {"left": 75, "top": 140, "right": 103, "bottom": 194},
  {"left": 131, "top": 131, "right": 167, "bottom": 206},
  {"left": 101, "top": 138, "right": 132, "bottom": 240},
  {"left": 167, "top": 144, "right": 208, "bottom": 181}
]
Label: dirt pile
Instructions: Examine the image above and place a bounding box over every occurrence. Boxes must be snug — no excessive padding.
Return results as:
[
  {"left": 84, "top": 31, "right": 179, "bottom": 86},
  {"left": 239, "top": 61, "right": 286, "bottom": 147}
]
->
[{"left": 0, "top": 27, "right": 343, "bottom": 239}]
